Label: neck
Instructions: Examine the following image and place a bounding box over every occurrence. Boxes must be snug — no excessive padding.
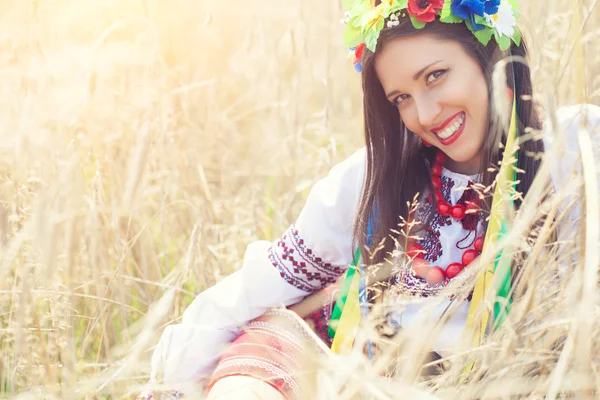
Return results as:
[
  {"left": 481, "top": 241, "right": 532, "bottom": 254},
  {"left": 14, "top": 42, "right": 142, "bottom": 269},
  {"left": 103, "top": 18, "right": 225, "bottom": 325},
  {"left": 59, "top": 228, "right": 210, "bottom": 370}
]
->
[{"left": 443, "top": 156, "right": 481, "bottom": 175}]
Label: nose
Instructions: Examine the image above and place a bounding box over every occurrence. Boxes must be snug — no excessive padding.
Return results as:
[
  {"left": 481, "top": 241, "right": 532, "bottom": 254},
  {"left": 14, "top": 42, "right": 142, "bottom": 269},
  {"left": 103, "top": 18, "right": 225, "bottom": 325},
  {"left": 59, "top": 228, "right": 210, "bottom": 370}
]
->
[{"left": 414, "top": 94, "right": 442, "bottom": 130}]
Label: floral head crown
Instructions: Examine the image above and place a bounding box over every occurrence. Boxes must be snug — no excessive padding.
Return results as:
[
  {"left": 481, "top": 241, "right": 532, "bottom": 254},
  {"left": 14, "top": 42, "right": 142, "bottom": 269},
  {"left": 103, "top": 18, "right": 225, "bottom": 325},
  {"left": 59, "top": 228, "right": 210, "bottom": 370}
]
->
[{"left": 343, "top": 0, "right": 521, "bottom": 72}]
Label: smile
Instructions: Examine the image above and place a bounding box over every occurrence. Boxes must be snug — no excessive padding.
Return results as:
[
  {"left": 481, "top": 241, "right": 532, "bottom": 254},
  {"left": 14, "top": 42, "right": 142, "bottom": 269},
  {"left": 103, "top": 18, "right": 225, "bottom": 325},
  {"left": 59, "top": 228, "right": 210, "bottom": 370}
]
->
[{"left": 431, "top": 112, "right": 466, "bottom": 145}]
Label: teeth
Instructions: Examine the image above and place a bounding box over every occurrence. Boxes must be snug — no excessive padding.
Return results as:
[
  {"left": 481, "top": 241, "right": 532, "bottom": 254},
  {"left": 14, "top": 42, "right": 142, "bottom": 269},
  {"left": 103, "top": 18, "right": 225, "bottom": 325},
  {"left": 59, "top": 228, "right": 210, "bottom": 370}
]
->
[{"left": 436, "top": 114, "right": 464, "bottom": 140}]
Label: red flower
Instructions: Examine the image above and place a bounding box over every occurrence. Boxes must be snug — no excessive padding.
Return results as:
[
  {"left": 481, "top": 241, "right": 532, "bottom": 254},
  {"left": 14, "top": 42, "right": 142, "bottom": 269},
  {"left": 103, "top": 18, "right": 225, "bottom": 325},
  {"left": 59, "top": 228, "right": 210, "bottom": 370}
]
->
[
  {"left": 354, "top": 43, "right": 365, "bottom": 62},
  {"left": 407, "top": 0, "right": 444, "bottom": 22}
]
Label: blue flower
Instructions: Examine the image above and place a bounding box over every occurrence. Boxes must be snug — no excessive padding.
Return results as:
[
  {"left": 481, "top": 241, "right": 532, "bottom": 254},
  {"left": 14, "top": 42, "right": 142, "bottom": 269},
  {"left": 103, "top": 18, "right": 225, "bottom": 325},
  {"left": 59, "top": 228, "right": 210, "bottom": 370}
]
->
[
  {"left": 354, "top": 60, "right": 363, "bottom": 73},
  {"left": 451, "top": 0, "right": 500, "bottom": 30}
]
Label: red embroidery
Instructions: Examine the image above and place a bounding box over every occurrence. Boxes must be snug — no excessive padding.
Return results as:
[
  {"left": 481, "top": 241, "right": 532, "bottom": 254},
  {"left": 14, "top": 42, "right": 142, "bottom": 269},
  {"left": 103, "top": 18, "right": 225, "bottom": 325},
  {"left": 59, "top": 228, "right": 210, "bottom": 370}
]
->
[
  {"left": 269, "top": 224, "right": 346, "bottom": 292},
  {"left": 393, "top": 173, "right": 483, "bottom": 299},
  {"left": 303, "top": 302, "right": 335, "bottom": 347},
  {"left": 417, "top": 175, "right": 454, "bottom": 263},
  {"left": 395, "top": 267, "right": 449, "bottom": 298},
  {"left": 456, "top": 184, "right": 485, "bottom": 250},
  {"left": 208, "top": 310, "right": 326, "bottom": 400},
  {"left": 457, "top": 183, "right": 483, "bottom": 231}
]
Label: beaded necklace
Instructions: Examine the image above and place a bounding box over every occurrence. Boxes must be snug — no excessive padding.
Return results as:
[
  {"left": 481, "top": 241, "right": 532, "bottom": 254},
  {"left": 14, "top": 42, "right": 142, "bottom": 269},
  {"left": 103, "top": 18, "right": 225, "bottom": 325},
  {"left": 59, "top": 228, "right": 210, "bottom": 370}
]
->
[{"left": 407, "top": 151, "right": 484, "bottom": 285}]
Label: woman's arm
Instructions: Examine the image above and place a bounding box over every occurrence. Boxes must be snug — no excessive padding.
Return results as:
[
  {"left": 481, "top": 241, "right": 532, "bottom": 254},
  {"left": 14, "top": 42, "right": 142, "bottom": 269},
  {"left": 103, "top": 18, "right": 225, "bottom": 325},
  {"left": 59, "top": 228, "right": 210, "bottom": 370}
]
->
[{"left": 149, "top": 147, "right": 367, "bottom": 384}]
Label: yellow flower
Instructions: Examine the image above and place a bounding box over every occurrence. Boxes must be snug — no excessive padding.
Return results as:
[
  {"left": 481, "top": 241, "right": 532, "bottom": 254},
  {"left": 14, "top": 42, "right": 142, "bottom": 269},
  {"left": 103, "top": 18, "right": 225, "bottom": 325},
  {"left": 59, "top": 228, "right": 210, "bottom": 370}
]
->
[{"left": 362, "top": 4, "right": 385, "bottom": 28}]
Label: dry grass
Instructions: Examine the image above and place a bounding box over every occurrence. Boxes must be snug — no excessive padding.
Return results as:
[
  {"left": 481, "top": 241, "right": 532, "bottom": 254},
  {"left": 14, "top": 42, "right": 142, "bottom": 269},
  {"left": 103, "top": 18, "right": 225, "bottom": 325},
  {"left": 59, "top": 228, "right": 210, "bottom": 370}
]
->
[{"left": 0, "top": 0, "right": 598, "bottom": 398}]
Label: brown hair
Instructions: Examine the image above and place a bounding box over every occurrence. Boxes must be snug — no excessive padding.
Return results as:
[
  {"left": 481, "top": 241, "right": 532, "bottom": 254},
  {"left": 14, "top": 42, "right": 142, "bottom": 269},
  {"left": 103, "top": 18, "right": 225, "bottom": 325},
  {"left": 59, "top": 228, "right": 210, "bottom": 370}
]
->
[{"left": 354, "top": 17, "right": 544, "bottom": 265}]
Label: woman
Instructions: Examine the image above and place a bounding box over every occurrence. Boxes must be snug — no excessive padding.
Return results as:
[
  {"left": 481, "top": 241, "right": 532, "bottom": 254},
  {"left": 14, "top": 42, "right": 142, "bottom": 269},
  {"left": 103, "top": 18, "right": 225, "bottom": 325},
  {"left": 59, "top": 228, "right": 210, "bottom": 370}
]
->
[{"left": 140, "top": 0, "right": 600, "bottom": 398}]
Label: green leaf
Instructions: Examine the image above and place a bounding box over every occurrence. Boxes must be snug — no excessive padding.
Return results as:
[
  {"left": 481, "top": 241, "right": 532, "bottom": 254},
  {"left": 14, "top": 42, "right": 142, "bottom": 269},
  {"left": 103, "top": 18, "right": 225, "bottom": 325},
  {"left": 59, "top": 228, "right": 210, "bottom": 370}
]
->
[
  {"left": 496, "top": 33, "right": 511, "bottom": 50},
  {"left": 361, "top": 10, "right": 386, "bottom": 51},
  {"left": 467, "top": 20, "right": 494, "bottom": 46},
  {"left": 344, "top": 24, "right": 364, "bottom": 48},
  {"left": 390, "top": 0, "right": 408, "bottom": 13},
  {"left": 348, "top": 13, "right": 362, "bottom": 28},
  {"left": 409, "top": 14, "right": 426, "bottom": 29},
  {"left": 473, "top": 14, "right": 490, "bottom": 28},
  {"left": 508, "top": 0, "right": 520, "bottom": 19},
  {"left": 440, "top": 0, "right": 451, "bottom": 17},
  {"left": 440, "top": 0, "right": 463, "bottom": 23},
  {"left": 375, "top": 14, "right": 385, "bottom": 32},
  {"left": 511, "top": 27, "right": 521, "bottom": 46},
  {"left": 380, "top": 6, "right": 390, "bottom": 18},
  {"left": 364, "top": 26, "right": 381, "bottom": 52}
]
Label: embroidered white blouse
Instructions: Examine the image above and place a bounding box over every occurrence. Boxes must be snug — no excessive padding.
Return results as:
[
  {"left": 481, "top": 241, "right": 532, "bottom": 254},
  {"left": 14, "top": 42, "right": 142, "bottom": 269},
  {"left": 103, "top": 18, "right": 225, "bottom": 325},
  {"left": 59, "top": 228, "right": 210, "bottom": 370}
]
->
[{"left": 149, "top": 104, "right": 600, "bottom": 384}]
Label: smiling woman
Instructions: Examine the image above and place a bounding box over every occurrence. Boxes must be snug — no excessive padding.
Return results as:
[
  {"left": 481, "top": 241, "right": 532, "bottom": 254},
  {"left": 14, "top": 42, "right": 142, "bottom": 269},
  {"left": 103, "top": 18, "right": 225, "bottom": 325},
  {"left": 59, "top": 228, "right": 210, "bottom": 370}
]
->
[
  {"left": 376, "top": 35, "right": 490, "bottom": 173},
  {"left": 139, "top": 1, "right": 600, "bottom": 399}
]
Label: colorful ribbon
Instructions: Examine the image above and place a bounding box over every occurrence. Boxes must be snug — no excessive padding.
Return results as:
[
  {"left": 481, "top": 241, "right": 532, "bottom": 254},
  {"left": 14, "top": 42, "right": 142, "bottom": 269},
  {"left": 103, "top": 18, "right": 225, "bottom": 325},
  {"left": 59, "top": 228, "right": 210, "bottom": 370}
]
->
[
  {"left": 462, "top": 94, "right": 518, "bottom": 373},
  {"left": 329, "top": 248, "right": 362, "bottom": 354}
]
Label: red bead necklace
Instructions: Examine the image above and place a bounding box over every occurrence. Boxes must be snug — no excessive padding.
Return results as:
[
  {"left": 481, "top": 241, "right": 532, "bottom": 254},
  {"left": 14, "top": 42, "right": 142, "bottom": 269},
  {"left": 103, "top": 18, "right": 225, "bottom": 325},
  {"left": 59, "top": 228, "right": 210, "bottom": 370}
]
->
[{"left": 407, "top": 151, "right": 484, "bottom": 285}]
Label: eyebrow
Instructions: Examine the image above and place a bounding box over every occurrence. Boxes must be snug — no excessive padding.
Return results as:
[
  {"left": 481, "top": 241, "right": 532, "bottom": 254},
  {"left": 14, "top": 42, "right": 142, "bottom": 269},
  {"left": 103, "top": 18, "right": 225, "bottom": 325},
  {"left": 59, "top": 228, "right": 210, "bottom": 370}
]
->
[{"left": 385, "top": 60, "right": 443, "bottom": 100}]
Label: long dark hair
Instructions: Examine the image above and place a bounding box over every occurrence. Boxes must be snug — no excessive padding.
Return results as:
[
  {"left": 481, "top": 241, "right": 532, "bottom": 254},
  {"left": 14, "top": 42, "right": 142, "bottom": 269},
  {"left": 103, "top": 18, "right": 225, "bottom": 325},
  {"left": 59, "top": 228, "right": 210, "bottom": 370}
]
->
[{"left": 354, "top": 17, "right": 544, "bottom": 265}]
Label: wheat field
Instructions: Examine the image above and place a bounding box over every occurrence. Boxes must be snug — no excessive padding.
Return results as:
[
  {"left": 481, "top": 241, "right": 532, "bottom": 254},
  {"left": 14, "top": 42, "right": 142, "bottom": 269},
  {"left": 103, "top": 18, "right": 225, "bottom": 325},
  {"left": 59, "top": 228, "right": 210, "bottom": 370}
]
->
[{"left": 0, "top": 0, "right": 599, "bottom": 398}]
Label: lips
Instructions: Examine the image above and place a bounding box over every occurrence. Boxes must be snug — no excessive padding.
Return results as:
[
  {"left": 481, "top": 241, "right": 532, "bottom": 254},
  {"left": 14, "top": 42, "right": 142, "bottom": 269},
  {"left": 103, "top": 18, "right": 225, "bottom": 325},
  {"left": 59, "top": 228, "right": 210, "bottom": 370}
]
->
[{"left": 430, "top": 112, "right": 466, "bottom": 146}]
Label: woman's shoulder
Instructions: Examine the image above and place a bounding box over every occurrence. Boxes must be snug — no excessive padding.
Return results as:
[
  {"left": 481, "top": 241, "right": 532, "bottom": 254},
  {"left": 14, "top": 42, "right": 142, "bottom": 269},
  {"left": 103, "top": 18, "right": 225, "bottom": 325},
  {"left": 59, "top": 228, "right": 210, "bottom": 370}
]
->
[
  {"left": 307, "top": 146, "right": 367, "bottom": 202},
  {"left": 542, "top": 103, "right": 600, "bottom": 163},
  {"left": 542, "top": 104, "right": 600, "bottom": 216},
  {"left": 543, "top": 103, "right": 600, "bottom": 144},
  {"left": 327, "top": 146, "right": 367, "bottom": 179},
  {"left": 553, "top": 103, "right": 600, "bottom": 123}
]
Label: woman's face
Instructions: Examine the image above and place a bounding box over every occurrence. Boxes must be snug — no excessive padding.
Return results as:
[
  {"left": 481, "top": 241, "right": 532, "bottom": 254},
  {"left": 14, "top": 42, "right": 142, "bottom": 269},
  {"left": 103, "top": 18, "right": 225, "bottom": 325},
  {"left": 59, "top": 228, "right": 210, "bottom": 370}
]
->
[{"left": 375, "top": 34, "right": 489, "bottom": 175}]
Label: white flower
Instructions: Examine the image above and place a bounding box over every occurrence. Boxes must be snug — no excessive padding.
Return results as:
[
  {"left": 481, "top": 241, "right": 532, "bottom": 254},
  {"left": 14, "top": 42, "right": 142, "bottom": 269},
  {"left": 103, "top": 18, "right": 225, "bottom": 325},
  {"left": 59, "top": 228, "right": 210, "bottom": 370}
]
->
[
  {"left": 485, "top": 1, "right": 516, "bottom": 38},
  {"left": 340, "top": 11, "right": 351, "bottom": 24}
]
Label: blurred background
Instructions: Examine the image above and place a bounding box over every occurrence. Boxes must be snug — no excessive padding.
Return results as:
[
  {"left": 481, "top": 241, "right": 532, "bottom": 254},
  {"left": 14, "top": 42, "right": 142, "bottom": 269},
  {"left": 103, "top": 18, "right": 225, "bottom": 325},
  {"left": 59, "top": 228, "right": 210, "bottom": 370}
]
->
[{"left": 0, "top": 0, "right": 598, "bottom": 398}]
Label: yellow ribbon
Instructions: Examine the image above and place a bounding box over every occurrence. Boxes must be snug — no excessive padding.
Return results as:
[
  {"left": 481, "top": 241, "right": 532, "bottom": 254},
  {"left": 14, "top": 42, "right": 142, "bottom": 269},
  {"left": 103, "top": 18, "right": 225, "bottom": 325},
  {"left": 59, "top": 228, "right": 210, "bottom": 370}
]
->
[{"left": 462, "top": 96, "right": 518, "bottom": 374}]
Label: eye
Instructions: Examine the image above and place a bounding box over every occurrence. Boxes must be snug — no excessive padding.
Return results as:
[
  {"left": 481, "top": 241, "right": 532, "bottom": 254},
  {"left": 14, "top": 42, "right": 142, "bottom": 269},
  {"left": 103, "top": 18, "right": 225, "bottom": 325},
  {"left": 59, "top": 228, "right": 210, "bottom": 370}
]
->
[
  {"left": 393, "top": 93, "right": 411, "bottom": 105},
  {"left": 425, "top": 69, "right": 448, "bottom": 85}
]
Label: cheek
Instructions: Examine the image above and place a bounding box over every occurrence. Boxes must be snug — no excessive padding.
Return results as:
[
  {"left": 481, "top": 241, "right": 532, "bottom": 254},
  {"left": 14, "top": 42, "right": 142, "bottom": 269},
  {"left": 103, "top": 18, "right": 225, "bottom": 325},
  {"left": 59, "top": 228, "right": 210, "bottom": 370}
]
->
[
  {"left": 445, "top": 72, "right": 486, "bottom": 110},
  {"left": 468, "top": 70, "right": 489, "bottom": 115},
  {"left": 446, "top": 70, "right": 489, "bottom": 128},
  {"left": 398, "top": 109, "right": 429, "bottom": 143},
  {"left": 399, "top": 108, "right": 421, "bottom": 134},
  {"left": 472, "top": 77, "right": 489, "bottom": 116}
]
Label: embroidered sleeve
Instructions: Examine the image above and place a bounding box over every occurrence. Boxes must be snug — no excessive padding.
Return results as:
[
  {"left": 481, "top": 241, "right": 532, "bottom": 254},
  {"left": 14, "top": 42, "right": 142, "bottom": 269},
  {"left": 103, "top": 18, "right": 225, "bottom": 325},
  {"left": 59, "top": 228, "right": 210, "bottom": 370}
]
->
[
  {"left": 268, "top": 148, "right": 366, "bottom": 292},
  {"left": 268, "top": 224, "right": 347, "bottom": 292},
  {"left": 146, "top": 148, "right": 366, "bottom": 387}
]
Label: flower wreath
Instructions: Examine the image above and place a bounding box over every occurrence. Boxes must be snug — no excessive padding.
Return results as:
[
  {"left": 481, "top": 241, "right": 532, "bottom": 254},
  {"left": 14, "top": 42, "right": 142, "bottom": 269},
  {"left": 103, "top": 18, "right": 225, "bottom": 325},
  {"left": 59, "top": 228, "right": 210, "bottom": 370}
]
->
[{"left": 342, "top": 0, "right": 521, "bottom": 72}]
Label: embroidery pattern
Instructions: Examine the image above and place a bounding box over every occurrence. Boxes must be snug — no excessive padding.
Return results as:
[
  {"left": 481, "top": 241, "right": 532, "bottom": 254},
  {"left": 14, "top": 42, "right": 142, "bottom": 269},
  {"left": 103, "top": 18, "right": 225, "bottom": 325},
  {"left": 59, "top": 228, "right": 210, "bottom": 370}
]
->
[
  {"left": 394, "top": 173, "right": 483, "bottom": 299},
  {"left": 214, "top": 359, "right": 300, "bottom": 397},
  {"left": 269, "top": 224, "right": 346, "bottom": 292},
  {"left": 395, "top": 265, "right": 450, "bottom": 298},
  {"left": 417, "top": 175, "right": 455, "bottom": 263},
  {"left": 456, "top": 184, "right": 486, "bottom": 249},
  {"left": 208, "top": 309, "right": 327, "bottom": 400},
  {"left": 393, "top": 264, "right": 474, "bottom": 300},
  {"left": 304, "top": 301, "right": 335, "bottom": 347}
]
